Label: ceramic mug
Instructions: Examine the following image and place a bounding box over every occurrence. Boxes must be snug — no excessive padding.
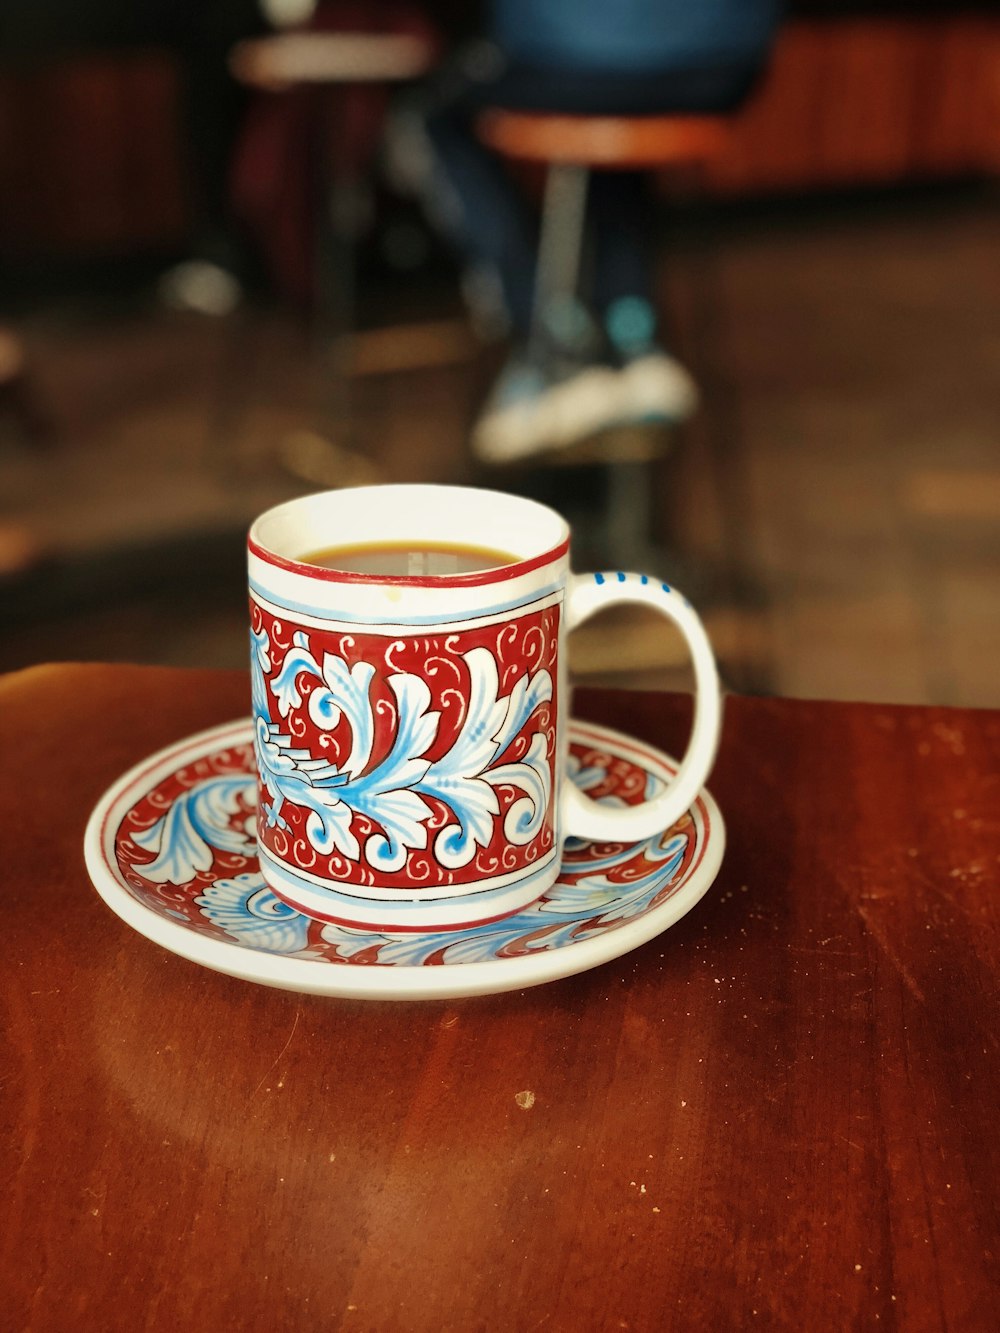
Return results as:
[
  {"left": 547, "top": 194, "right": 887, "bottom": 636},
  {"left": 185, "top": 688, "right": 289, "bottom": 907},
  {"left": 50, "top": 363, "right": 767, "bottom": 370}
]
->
[{"left": 248, "top": 484, "right": 721, "bottom": 931}]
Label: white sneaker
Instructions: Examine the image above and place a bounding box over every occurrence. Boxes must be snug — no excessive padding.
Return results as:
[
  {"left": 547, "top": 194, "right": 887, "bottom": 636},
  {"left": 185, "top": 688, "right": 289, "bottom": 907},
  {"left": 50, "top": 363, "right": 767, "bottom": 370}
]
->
[
  {"left": 618, "top": 350, "right": 699, "bottom": 423},
  {"left": 604, "top": 296, "right": 698, "bottom": 423},
  {"left": 472, "top": 351, "right": 697, "bottom": 465},
  {"left": 472, "top": 357, "right": 624, "bottom": 463}
]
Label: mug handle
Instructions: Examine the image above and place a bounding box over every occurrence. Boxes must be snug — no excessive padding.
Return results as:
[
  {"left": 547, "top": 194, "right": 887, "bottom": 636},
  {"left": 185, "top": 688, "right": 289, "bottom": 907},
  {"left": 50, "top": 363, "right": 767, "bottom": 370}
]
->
[{"left": 561, "top": 572, "right": 722, "bottom": 842}]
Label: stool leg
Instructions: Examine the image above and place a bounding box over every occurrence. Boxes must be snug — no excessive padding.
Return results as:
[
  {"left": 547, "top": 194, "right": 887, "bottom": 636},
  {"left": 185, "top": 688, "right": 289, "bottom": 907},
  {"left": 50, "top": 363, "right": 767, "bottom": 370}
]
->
[
  {"left": 530, "top": 163, "right": 589, "bottom": 357},
  {"left": 316, "top": 87, "right": 357, "bottom": 438}
]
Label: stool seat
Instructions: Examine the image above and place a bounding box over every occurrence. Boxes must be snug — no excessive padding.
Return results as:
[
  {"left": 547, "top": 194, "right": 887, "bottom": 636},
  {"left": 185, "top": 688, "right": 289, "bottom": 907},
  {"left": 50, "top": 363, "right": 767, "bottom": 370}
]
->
[
  {"left": 231, "top": 31, "right": 433, "bottom": 91},
  {"left": 476, "top": 109, "right": 732, "bottom": 170}
]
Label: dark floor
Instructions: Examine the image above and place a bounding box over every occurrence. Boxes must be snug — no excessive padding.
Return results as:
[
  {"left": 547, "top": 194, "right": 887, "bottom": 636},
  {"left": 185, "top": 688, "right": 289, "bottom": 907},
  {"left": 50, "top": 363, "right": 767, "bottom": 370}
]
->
[{"left": 2, "top": 188, "right": 998, "bottom": 707}]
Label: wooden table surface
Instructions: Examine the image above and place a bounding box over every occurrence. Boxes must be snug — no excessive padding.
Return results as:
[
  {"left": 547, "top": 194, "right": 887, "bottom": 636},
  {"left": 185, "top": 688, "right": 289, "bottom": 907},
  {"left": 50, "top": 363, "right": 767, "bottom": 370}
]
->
[{"left": 3, "top": 664, "right": 998, "bottom": 1331}]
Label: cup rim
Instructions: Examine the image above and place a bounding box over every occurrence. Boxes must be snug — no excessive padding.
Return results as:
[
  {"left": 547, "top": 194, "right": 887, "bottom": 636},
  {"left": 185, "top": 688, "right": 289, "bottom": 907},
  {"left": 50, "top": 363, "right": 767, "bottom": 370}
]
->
[{"left": 248, "top": 484, "right": 571, "bottom": 588}]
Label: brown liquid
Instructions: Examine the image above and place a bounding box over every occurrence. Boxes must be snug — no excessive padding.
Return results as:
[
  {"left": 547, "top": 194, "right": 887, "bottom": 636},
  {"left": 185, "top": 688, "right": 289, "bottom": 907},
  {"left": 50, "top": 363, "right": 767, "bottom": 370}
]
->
[{"left": 299, "top": 539, "right": 520, "bottom": 577}]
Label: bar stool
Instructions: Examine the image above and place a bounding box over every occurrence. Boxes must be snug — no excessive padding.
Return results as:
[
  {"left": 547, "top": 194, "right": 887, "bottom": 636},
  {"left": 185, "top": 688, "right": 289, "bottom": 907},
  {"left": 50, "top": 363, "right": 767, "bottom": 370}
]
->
[
  {"left": 230, "top": 29, "right": 437, "bottom": 483},
  {"left": 474, "top": 109, "right": 732, "bottom": 571}
]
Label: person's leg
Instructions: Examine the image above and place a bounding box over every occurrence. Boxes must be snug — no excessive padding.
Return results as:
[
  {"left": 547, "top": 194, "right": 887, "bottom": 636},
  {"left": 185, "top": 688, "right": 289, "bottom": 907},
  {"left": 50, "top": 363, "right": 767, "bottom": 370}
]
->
[
  {"left": 586, "top": 168, "right": 698, "bottom": 424},
  {"left": 588, "top": 170, "right": 657, "bottom": 335},
  {"left": 389, "top": 48, "right": 540, "bottom": 339},
  {"left": 412, "top": 77, "right": 675, "bottom": 460},
  {"left": 420, "top": 105, "right": 537, "bottom": 338},
  {"left": 400, "top": 53, "right": 765, "bottom": 459}
]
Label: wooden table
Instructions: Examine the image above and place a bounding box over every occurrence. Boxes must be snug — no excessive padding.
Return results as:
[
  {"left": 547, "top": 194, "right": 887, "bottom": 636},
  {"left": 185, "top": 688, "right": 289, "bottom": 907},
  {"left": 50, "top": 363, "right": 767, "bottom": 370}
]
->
[{"left": 3, "top": 664, "right": 998, "bottom": 1331}]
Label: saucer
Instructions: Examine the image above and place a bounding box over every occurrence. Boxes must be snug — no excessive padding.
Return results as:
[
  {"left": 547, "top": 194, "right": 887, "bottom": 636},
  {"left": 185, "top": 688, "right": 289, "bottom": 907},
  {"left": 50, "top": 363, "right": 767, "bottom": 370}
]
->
[{"left": 84, "top": 718, "right": 724, "bottom": 1000}]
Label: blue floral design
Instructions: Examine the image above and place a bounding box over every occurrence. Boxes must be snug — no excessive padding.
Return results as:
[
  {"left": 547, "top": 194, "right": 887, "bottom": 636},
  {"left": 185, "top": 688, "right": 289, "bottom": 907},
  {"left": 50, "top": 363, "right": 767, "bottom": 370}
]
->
[
  {"left": 319, "top": 828, "right": 689, "bottom": 966},
  {"left": 195, "top": 873, "right": 310, "bottom": 953},
  {"left": 252, "top": 628, "right": 554, "bottom": 873},
  {"left": 130, "top": 775, "right": 256, "bottom": 884}
]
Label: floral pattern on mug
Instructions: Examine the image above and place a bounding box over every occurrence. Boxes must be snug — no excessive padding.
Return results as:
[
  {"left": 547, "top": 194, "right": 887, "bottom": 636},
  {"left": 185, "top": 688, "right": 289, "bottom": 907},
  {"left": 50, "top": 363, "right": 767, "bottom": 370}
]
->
[{"left": 249, "top": 598, "right": 561, "bottom": 891}]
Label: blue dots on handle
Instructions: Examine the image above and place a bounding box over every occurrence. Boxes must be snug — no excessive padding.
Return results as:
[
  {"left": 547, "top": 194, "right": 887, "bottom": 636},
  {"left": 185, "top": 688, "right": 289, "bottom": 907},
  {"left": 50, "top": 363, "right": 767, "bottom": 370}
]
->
[{"left": 592, "top": 571, "right": 683, "bottom": 599}]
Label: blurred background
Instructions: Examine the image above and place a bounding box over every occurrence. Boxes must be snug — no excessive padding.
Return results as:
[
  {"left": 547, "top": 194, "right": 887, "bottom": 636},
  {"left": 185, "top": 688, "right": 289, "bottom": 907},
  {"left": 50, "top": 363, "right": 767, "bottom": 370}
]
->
[{"left": 1, "top": 0, "right": 997, "bottom": 706}]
